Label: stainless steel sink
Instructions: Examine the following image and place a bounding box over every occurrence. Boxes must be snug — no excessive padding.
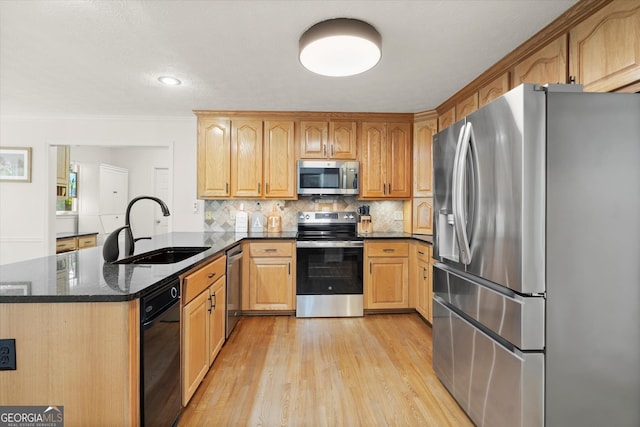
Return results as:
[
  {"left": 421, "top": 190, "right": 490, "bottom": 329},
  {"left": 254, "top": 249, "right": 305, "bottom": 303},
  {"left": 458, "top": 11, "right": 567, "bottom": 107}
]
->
[{"left": 113, "top": 246, "right": 209, "bottom": 264}]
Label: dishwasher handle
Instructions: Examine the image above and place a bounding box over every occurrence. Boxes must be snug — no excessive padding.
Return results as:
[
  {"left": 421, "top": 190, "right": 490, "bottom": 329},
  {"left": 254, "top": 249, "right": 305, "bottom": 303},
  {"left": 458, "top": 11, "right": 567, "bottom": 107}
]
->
[{"left": 226, "top": 246, "right": 243, "bottom": 263}]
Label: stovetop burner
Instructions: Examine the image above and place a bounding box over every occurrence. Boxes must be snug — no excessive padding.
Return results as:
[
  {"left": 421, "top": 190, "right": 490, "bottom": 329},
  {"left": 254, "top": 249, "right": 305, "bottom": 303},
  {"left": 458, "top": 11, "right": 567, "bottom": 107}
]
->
[{"left": 297, "top": 211, "right": 360, "bottom": 241}]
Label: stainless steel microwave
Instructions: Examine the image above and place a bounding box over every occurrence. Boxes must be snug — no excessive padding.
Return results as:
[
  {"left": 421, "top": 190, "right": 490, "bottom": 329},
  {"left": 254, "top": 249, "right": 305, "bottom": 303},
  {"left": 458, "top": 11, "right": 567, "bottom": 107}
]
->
[{"left": 297, "top": 160, "right": 359, "bottom": 195}]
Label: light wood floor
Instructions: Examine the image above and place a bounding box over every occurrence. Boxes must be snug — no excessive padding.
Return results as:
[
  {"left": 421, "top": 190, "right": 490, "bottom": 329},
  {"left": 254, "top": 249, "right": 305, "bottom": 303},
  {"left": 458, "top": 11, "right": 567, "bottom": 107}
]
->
[{"left": 179, "top": 314, "right": 472, "bottom": 427}]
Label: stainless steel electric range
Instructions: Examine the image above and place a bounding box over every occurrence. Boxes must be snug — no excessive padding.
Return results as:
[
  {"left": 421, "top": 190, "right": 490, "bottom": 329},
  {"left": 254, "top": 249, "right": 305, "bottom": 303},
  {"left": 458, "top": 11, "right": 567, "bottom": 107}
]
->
[{"left": 296, "top": 211, "right": 363, "bottom": 317}]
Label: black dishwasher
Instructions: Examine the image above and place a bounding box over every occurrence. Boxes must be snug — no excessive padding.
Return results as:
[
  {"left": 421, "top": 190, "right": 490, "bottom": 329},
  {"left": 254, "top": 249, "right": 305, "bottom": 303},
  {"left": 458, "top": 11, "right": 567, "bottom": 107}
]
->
[{"left": 140, "top": 279, "right": 181, "bottom": 427}]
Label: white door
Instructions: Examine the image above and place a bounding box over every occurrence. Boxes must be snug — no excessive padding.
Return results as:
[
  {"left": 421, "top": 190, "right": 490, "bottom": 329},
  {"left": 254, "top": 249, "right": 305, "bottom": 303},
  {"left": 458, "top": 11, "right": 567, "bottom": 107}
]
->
[{"left": 154, "top": 168, "right": 170, "bottom": 236}]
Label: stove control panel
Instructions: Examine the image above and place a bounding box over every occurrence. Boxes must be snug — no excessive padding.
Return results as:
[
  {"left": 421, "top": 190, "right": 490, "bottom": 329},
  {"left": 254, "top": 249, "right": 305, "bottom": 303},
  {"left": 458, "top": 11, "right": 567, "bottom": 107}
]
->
[{"left": 297, "top": 211, "right": 357, "bottom": 225}]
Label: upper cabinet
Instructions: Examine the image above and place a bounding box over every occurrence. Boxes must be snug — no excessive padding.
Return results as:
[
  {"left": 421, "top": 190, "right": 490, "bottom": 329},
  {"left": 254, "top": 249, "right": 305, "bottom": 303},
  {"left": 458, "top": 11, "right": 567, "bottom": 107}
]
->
[
  {"left": 455, "top": 93, "right": 479, "bottom": 121},
  {"left": 231, "top": 120, "right": 263, "bottom": 198},
  {"left": 437, "top": 106, "right": 455, "bottom": 131},
  {"left": 197, "top": 118, "right": 231, "bottom": 198},
  {"left": 413, "top": 118, "right": 437, "bottom": 198},
  {"left": 299, "top": 120, "right": 357, "bottom": 159},
  {"left": 196, "top": 114, "right": 296, "bottom": 200},
  {"left": 479, "top": 72, "right": 511, "bottom": 108},
  {"left": 360, "top": 121, "right": 412, "bottom": 199},
  {"left": 56, "top": 146, "right": 70, "bottom": 187},
  {"left": 264, "top": 121, "right": 296, "bottom": 199},
  {"left": 569, "top": 1, "right": 640, "bottom": 92},
  {"left": 512, "top": 34, "right": 568, "bottom": 87},
  {"left": 56, "top": 146, "right": 70, "bottom": 198}
]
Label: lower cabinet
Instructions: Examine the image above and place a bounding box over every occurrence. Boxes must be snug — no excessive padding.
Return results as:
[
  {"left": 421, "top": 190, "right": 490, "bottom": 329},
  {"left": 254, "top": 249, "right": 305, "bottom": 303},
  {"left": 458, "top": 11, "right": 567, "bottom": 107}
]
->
[
  {"left": 55, "top": 234, "right": 97, "bottom": 253},
  {"left": 364, "top": 240, "right": 409, "bottom": 309},
  {"left": 181, "top": 255, "right": 227, "bottom": 406},
  {"left": 247, "top": 240, "right": 295, "bottom": 311},
  {"left": 413, "top": 242, "right": 433, "bottom": 322}
]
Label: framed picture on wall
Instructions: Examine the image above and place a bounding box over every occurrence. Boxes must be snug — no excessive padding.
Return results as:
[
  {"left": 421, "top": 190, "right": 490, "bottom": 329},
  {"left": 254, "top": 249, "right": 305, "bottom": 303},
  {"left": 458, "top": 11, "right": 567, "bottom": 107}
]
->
[{"left": 0, "top": 147, "right": 32, "bottom": 182}]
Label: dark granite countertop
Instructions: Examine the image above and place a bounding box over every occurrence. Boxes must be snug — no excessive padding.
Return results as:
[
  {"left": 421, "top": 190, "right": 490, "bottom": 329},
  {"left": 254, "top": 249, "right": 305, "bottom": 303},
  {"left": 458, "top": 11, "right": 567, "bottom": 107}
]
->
[
  {"left": 56, "top": 231, "right": 99, "bottom": 239},
  {"left": 360, "top": 232, "right": 433, "bottom": 244},
  {"left": 0, "top": 230, "right": 429, "bottom": 303},
  {"left": 0, "top": 231, "right": 297, "bottom": 303}
]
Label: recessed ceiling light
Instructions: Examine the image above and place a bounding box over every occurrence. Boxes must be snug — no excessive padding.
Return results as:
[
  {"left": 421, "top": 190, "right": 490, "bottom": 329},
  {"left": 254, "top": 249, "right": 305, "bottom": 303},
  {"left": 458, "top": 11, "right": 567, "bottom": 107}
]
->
[
  {"left": 158, "top": 76, "right": 182, "bottom": 86},
  {"left": 299, "top": 18, "right": 382, "bottom": 77}
]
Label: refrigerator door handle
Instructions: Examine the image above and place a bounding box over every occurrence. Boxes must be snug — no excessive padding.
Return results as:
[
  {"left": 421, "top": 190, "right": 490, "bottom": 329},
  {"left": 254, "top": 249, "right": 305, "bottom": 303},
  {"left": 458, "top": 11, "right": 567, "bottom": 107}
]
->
[
  {"left": 448, "top": 123, "right": 465, "bottom": 263},
  {"left": 453, "top": 122, "right": 473, "bottom": 265}
]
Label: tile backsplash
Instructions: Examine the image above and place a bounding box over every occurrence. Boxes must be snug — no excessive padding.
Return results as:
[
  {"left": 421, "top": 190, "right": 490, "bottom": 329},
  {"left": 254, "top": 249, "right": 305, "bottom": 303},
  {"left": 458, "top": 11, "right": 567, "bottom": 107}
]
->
[{"left": 203, "top": 197, "right": 405, "bottom": 232}]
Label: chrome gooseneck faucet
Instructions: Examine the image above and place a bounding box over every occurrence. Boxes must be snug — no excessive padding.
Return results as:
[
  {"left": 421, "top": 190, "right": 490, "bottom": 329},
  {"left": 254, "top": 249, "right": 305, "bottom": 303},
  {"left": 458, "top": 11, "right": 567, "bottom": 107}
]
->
[{"left": 103, "top": 196, "right": 171, "bottom": 263}]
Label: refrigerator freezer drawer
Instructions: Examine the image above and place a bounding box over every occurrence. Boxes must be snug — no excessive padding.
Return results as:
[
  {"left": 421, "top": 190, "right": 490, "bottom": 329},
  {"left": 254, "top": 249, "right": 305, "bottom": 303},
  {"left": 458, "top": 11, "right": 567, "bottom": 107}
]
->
[
  {"left": 433, "top": 298, "right": 544, "bottom": 427},
  {"left": 434, "top": 263, "right": 544, "bottom": 350}
]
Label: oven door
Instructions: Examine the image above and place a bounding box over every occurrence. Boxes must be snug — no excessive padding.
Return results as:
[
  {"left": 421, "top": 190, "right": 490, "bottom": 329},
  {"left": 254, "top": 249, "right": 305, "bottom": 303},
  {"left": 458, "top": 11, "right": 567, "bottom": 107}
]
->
[{"left": 296, "top": 241, "right": 363, "bottom": 295}]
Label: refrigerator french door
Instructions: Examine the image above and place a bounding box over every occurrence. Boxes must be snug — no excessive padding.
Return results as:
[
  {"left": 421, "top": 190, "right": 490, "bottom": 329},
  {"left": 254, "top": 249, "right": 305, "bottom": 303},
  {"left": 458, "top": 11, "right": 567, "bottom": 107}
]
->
[{"left": 432, "top": 84, "right": 640, "bottom": 427}]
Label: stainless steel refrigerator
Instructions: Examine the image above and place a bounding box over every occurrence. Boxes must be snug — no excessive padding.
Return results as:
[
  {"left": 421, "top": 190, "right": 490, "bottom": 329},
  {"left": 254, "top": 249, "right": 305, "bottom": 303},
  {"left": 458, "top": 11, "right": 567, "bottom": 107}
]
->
[{"left": 432, "top": 83, "right": 640, "bottom": 427}]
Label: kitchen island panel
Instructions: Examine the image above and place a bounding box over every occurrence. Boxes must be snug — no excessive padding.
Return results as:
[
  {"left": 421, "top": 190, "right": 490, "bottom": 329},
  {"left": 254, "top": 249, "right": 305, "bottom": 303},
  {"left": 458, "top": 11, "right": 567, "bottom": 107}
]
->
[{"left": 0, "top": 300, "right": 140, "bottom": 426}]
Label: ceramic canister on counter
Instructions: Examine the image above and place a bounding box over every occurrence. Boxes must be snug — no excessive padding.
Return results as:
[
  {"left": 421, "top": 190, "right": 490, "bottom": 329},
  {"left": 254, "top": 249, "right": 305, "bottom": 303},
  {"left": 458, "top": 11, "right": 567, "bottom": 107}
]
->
[
  {"left": 267, "top": 204, "right": 282, "bottom": 233},
  {"left": 235, "top": 204, "right": 248, "bottom": 232},
  {"left": 251, "top": 211, "right": 264, "bottom": 232}
]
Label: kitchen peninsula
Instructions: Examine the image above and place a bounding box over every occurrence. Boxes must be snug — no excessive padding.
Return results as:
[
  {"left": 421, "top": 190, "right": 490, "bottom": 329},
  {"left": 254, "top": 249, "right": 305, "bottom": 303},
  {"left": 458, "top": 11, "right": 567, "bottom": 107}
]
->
[
  {"left": 0, "top": 232, "right": 294, "bottom": 426},
  {"left": 0, "top": 230, "right": 430, "bottom": 426}
]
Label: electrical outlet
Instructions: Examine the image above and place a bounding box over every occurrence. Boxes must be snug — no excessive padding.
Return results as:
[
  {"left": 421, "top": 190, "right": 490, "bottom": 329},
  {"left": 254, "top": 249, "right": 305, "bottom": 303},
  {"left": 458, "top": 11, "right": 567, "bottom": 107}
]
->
[
  {"left": 0, "top": 339, "right": 16, "bottom": 370},
  {"left": 205, "top": 211, "right": 213, "bottom": 221},
  {"left": 394, "top": 211, "right": 403, "bottom": 221}
]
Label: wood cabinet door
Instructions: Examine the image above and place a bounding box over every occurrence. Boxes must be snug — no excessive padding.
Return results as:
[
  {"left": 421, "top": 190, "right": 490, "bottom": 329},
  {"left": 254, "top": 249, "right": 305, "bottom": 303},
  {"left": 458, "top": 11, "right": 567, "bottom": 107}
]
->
[
  {"left": 438, "top": 106, "right": 455, "bottom": 131},
  {"left": 413, "top": 119, "right": 437, "bottom": 197},
  {"left": 198, "top": 118, "right": 231, "bottom": 198},
  {"left": 479, "top": 72, "right": 510, "bottom": 107},
  {"left": 182, "top": 290, "right": 210, "bottom": 406},
  {"left": 299, "top": 121, "right": 329, "bottom": 159},
  {"left": 416, "top": 258, "right": 430, "bottom": 322},
  {"left": 366, "top": 257, "right": 409, "bottom": 309},
  {"left": 360, "top": 122, "right": 387, "bottom": 198},
  {"left": 455, "top": 92, "right": 479, "bottom": 121},
  {"left": 513, "top": 34, "right": 567, "bottom": 87},
  {"left": 413, "top": 197, "right": 433, "bottom": 235},
  {"left": 208, "top": 276, "right": 226, "bottom": 366},
  {"left": 329, "top": 120, "right": 357, "bottom": 159},
  {"left": 386, "top": 122, "right": 412, "bottom": 198},
  {"left": 264, "top": 121, "right": 296, "bottom": 199},
  {"left": 56, "top": 146, "right": 69, "bottom": 185},
  {"left": 249, "top": 257, "right": 293, "bottom": 310},
  {"left": 231, "top": 120, "right": 263, "bottom": 198},
  {"left": 569, "top": 1, "right": 640, "bottom": 92}
]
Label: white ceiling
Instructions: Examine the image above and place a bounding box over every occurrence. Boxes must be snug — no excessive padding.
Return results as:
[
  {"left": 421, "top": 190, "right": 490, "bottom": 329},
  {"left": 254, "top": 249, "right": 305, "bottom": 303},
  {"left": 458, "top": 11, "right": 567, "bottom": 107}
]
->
[{"left": 0, "top": 0, "right": 578, "bottom": 118}]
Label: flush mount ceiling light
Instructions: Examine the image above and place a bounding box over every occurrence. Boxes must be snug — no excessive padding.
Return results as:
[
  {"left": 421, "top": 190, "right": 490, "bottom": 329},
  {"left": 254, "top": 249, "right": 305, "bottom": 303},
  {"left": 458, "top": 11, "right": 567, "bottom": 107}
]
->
[
  {"left": 158, "top": 76, "right": 182, "bottom": 86},
  {"left": 299, "top": 18, "right": 382, "bottom": 77}
]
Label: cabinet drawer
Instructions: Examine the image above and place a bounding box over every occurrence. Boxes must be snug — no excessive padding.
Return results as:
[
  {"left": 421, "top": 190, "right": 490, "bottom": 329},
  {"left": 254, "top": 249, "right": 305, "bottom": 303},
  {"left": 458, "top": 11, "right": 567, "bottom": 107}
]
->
[
  {"left": 366, "top": 241, "right": 409, "bottom": 257},
  {"left": 56, "top": 238, "right": 77, "bottom": 253},
  {"left": 77, "top": 235, "right": 97, "bottom": 248},
  {"left": 249, "top": 241, "right": 292, "bottom": 257},
  {"left": 183, "top": 255, "right": 226, "bottom": 304},
  {"left": 415, "top": 242, "right": 431, "bottom": 263}
]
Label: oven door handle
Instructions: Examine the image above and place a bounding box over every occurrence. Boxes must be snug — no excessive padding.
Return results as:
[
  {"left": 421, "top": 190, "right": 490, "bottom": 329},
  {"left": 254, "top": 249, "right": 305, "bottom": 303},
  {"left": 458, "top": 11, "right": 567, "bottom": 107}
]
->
[{"left": 296, "top": 240, "right": 364, "bottom": 248}]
